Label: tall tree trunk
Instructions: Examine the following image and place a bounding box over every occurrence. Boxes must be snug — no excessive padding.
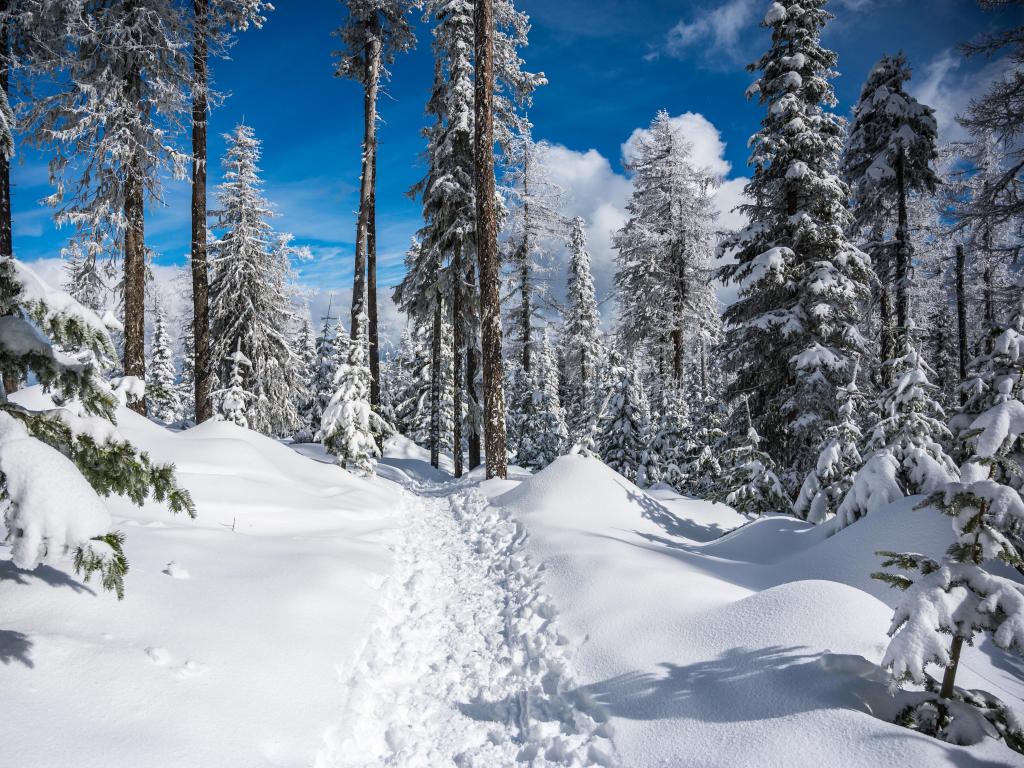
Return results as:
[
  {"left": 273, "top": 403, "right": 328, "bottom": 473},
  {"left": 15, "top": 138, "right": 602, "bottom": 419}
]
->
[
  {"left": 453, "top": 253, "right": 463, "bottom": 478},
  {"left": 474, "top": 0, "right": 507, "bottom": 480},
  {"left": 0, "top": 6, "right": 18, "bottom": 397},
  {"left": 368, "top": 153, "right": 381, "bottom": 408},
  {"left": 123, "top": 66, "right": 147, "bottom": 415},
  {"left": 466, "top": 255, "right": 482, "bottom": 471},
  {"left": 894, "top": 148, "right": 911, "bottom": 339},
  {"left": 429, "top": 299, "right": 442, "bottom": 469},
  {"left": 956, "top": 243, "right": 968, "bottom": 405},
  {"left": 191, "top": 0, "right": 213, "bottom": 423},
  {"left": 519, "top": 249, "right": 531, "bottom": 372},
  {"left": 671, "top": 328, "right": 684, "bottom": 383},
  {"left": 351, "top": 21, "right": 381, "bottom": 348}
]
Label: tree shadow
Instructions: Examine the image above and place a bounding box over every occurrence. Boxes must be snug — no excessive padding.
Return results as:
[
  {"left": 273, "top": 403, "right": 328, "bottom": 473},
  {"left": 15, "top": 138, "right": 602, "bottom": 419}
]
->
[
  {"left": 0, "top": 558, "right": 95, "bottom": 595},
  {"left": 0, "top": 629, "right": 33, "bottom": 667},
  {"left": 622, "top": 484, "right": 726, "bottom": 543}
]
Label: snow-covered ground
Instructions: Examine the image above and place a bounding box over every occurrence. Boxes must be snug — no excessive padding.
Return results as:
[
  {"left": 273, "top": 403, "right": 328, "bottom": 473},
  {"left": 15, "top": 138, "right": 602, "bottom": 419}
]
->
[{"left": 3, "top": 404, "right": 1024, "bottom": 767}]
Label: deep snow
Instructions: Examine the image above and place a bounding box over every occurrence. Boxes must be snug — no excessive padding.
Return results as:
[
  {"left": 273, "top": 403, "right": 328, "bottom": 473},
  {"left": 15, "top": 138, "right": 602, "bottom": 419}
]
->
[{"left": 3, "top": 404, "right": 1024, "bottom": 767}]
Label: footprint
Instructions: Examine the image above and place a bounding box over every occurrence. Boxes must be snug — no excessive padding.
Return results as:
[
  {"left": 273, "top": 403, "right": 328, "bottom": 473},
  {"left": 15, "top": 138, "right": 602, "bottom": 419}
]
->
[
  {"left": 145, "top": 646, "right": 173, "bottom": 666},
  {"left": 176, "top": 660, "right": 209, "bottom": 679},
  {"left": 162, "top": 561, "right": 191, "bottom": 579}
]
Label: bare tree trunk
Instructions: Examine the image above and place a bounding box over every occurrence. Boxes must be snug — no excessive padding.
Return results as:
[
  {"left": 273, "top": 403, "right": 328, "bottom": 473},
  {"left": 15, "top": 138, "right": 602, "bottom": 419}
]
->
[
  {"left": 0, "top": 7, "right": 18, "bottom": 397},
  {"left": 351, "top": 21, "right": 381, "bottom": 347},
  {"left": 123, "top": 66, "right": 147, "bottom": 416},
  {"left": 191, "top": 0, "right": 213, "bottom": 423},
  {"left": 894, "top": 148, "right": 911, "bottom": 339},
  {"left": 519, "top": 250, "right": 531, "bottom": 372},
  {"left": 671, "top": 328, "right": 684, "bottom": 383},
  {"left": 474, "top": 0, "right": 507, "bottom": 480},
  {"left": 940, "top": 635, "right": 964, "bottom": 699},
  {"left": 956, "top": 243, "right": 968, "bottom": 405},
  {"left": 368, "top": 153, "right": 381, "bottom": 407},
  {"left": 453, "top": 254, "right": 463, "bottom": 478},
  {"left": 429, "top": 299, "right": 442, "bottom": 469}
]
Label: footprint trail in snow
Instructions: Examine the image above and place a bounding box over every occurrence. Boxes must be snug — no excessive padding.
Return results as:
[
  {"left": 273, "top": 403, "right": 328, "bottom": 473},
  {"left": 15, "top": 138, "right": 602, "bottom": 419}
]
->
[{"left": 317, "top": 487, "right": 616, "bottom": 767}]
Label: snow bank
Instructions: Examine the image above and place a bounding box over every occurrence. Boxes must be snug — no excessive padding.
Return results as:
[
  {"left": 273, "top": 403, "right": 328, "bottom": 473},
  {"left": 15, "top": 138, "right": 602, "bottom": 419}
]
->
[
  {"left": 1, "top": 391, "right": 402, "bottom": 768},
  {"left": 490, "top": 455, "right": 1024, "bottom": 767}
]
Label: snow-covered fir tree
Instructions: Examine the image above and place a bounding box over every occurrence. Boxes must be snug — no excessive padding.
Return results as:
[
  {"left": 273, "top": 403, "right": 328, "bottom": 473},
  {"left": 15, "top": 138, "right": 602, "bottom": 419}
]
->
[
  {"left": 208, "top": 123, "right": 300, "bottom": 437},
  {"left": 794, "top": 363, "right": 863, "bottom": 523},
  {"left": 596, "top": 351, "right": 649, "bottom": 483},
  {"left": 838, "top": 333, "right": 958, "bottom": 527},
  {"left": 615, "top": 110, "right": 718, "bottom": 384},
  {"left": 393, "top": 322, "right": 433, "bottom": 447},
  {"left": 513, "top": 328, "right": 567, "bottom": 469},
  {"left": 62, "top": 241, "right": 107, "bottom": 315},
  {"left": 639, "top": 379, "right": 689, "bottom": 491},
  {"left": 560, "top": 216, "right": 603, "bottom": 444},
  {"left": 219, "top": 343, "right": 253, "bottom": 428},
  {"left": 844, "top": 52, "right": 939, "bottom": 364},
  {"left": 320, "top": 317, "right": 390, "bottom": 476},
  {"left": 718, "top": 0, "right": 872, "bottom": 478},
  {"left": 0, "top": 257, "right": 193, "bottom": 598},
  {"left": 292, "top": 313, "right": 318, "bottom": 439},
  {"left": 720, "top": 402, "right": 791, "bottom": 517},
  {"left": 874, "top": 394, "right": 1024, "bottom": 750},
  {"left": 147, "top": 302, "right": 181, "bottom": 423}
]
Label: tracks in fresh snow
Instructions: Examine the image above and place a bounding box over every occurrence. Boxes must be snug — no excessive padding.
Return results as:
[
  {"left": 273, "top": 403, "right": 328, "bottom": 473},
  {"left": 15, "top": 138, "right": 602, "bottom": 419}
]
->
[{"left": 316, "top": 485, "right": 616, "bottom": 767}]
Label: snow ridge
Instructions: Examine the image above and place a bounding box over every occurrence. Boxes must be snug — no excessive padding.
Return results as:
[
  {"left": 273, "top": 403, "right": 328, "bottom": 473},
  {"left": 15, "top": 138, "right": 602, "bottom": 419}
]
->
[{"left": 317, "top": 487, "right": 616, "bottom": 767}]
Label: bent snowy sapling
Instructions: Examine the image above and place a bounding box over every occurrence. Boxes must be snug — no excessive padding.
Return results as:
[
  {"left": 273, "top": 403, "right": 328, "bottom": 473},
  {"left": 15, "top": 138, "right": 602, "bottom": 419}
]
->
[
  {"left": 0, "top": 258, "right": 195, "bottom": 599},
  {"left": 873, "top": 396, "right": 1024, "bottom": 752}
]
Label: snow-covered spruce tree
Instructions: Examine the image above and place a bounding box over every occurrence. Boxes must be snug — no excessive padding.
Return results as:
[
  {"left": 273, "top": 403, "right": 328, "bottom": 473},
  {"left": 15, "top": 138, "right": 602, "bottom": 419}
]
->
[
  {"left": 615, "top": 110, "right": 718, "bottom": 384},
  {"left": 503, "top": 135, "right": 564, "bottom": 374},
  {"left": 392, "top": 323, "right": 432, "bottom": 446},
  {"left": 147, "top": 302, "right": 181, "bottom": 424},
  {"left": 794, "top": 363, "right": 863, "bottom": 523},
  {"left": 27, "top": 0, "right": 191, "bottom": 408},
  {"left": 560, "top": 216, "right": 604, "bottom": 444},
  {"left": 0, "top": 257, "right": 194, "bottom": 599},
  {"left": 844, "top": 53, "right": 939, "bottom": 354},
  {"left": 838, "top": 334, "right": 958, "bottom": 527},
  {"left": 596, "top": 351, "right": 649, "bottom": 483},
  {"left": 514, "top": 328, "right": 567, "bottom": 469},
  {"left": 303, "top": 309, "right": 341, "bottom": 440},
  {"left": 189, "top": 0, "right": 272, "bottom": 426},
  {"left": 414, "top": 0, "right": 480, "bottom": 474},
  {"left": 953, "top": 277, "right": 1024, "bottom": 464},
  {"left": 291, "top": 313, "right": 317, "bottom": 439},
  {"left": 208, "top": 124, "right": 300, "bottom": 437},
  {"left": 873, "top": 396, "right": 1024, "bottom": 751},
  {"left": 335, "top": 0, "right": 417, "bottom": 406},
  {"left": 720, "top": 402, "right": 791, "bottom": 517},
  {"left": 178, "top": 321, "right": 196, "bottom": 422},
  {"left": 639, "top": 379, "right": 689, "bottom": 490},
  {"left": 718, "top": 0, "right": 872, "bottom": 477},
  {"left": 320, "top": 317, "right": 390, "bottom": 476},
  {"left": 218, "top": 343, "right": 252, "bottom": 428}
]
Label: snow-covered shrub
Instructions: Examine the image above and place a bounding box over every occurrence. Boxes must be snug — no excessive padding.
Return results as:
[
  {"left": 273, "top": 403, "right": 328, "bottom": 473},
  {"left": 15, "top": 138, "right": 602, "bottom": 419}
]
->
[
  {"left": 0, "top": 258, "right": 194, "bottom": 598},
  {"left": 720, "top": 422, "right": 791, "bottom": 517}
]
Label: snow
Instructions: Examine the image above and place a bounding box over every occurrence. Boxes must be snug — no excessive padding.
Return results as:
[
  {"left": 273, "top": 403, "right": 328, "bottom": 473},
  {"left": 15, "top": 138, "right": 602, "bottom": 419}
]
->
[
  {"left": 4, "top": 407, "right": 1024, "bottom": 766},
  {"left": 489, "top": 455, "right": 1024, "bottom": 766}
]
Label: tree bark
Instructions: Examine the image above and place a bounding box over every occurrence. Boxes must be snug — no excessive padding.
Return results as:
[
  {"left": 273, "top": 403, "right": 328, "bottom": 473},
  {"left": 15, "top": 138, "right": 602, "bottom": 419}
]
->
[
  {"left": 123, "top": 65, "right": 147, "bottom": 415},
  {"left": 351, "top": 20, "right": 381, "bottom": 349},
  {"left": 368, "top": 152, "right": 381, "bottom": 407},
  {"left": 894, "top": 148, "right": 911, "bottom": 339},
  {"left": 191, "top": 0, "right": 213, "bottom": 423},
  {"left": 940, "top": 633, "right": 964, "bottom": 699},
  {"left": 429, "top": 298, "right": 442, "bottom": 469},
  {"left": 467, "top": 252, "right": 482, "bottom": 471},
  {"left": 474, "top": 0, "right": 507, "bottom": 480},
  {"left": 956, "top": 244, "right": 968, "bottom": 405},
  {"left": 453, "top": 252, "right": 463, "bottom": 478},
  {"left": 519, "top": 157, "right": 531, "bottom": 373}
]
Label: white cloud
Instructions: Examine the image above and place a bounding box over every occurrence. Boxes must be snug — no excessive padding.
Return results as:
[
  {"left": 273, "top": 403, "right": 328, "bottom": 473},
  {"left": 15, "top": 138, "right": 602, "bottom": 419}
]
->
[
  {"left": 655, "top": 0, "right": 758, "bottom": 64},
  {"left": 621, "top": 111, "right": 733, "bottom": 177},
  {"left": 908, "top": 48, "right": 1014, "bottom": 144}
]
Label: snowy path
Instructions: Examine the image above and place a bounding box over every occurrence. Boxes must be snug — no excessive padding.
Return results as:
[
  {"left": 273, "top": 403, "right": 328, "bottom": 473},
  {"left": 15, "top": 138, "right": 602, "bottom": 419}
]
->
[{"left": 316, "top": 483, "right": 616, "bottom": 767}]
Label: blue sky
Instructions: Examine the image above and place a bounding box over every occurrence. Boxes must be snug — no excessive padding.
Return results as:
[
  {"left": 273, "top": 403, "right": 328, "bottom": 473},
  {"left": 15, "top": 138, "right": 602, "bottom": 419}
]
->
[{"left": 12, "top": 0, "right": 1023, "bottom": 332}]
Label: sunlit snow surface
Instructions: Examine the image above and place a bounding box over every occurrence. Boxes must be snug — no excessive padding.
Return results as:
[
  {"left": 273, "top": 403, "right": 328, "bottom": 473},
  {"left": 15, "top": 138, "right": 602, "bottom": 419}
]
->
[{"left": 2, "top": 403, "right": 1023, "bottom": 767}]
